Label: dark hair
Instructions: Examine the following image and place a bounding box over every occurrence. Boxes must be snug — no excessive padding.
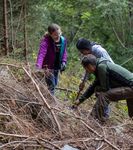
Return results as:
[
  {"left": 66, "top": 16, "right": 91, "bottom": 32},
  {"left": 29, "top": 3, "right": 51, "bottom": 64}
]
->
[
  {"left": 81, "top": 54, "right": 97, "bottom": 67},
  {"left": 48, "top": 23, "right": 61, "bottom": 34},
  {"left": 76, "top": 38, "right": 92, "bottom": 51}
]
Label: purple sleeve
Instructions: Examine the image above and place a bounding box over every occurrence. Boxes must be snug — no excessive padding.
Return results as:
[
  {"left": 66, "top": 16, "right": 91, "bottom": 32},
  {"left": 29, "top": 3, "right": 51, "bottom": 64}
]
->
[
  {"left": 36, "top": 37, "right": 48, "bottom": 69},
  {"left": 62, "top": 39, "right": 67, "bottom": 63}
]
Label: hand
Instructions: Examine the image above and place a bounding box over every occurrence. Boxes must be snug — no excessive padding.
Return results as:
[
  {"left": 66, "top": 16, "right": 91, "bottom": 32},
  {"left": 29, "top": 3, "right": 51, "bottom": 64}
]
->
[
  {"left": 79, "top": 82, "right": 85, "bottom": 91},
  {"left": 95, "top": 92, "right": 100, "bottom": 97},
  {"left": 44, "top": 68, "right": 51, "bottom": 77},
  {"left": 71, "top": 99, "right": 80, "bottom": 109},
  {"left": 35, "top": 66, "right": 44, "bottom": 73},
  {"left": 60, "top": 62, "right": 66, "bottom": 73},
  {"left": 34, "top": 67, "right": 44, "bottom": 78}
]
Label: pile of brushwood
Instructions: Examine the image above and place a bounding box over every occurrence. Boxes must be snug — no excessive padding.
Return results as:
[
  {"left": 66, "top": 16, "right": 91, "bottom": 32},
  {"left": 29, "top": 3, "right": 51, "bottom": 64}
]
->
[{"left": 0, "top": 63, "right": 133, "bottom": 150}]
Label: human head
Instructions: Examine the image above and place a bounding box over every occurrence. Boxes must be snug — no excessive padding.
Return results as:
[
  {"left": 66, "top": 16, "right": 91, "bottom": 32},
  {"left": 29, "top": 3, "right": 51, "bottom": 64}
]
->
[
  {"left": 81, "top": 54, "right": 97, "bottom": 73},
  {"left": 76, "top": 38, "right": 92, "bottom": 55},
  {"left": 48, "top": 23, "right": 62, "bottom": 42}
]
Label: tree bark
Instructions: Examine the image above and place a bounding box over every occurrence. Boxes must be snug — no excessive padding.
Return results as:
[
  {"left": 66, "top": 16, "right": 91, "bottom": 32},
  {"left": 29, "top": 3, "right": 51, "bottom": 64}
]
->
[
  {"left": 8, "top": 0, "right": 14, "bottom": 53},
  {"left": 128, "top": 0, "right": 132, "bottom": 47},
  {"left": 3, "top": 0, "right": 9, "bottom": 55},
  {"left": 23, "top": 0, "right": 28, "bottom": 61}
]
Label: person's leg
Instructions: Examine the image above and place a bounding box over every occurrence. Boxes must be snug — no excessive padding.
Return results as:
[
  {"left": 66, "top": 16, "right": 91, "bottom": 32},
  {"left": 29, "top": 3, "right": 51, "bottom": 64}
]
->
[
  {"left": 45, "top": 71, "right": 55, "bottom": 95},
  {"left": 104, "top": 87, "right": 133, "bottom": 118},
  {"left": 54, "top": 70, "right": 59, "bottom": 87},
  {"left": 105, "top": 87, "right": 133, "bottom": 101},
  {"left": 91, "top": 92, "right": 110, "bottom": 121},
  {"left": 126, "top": 98, "right": 133, "bottom": 118},
  {"left": 91, "top": 87, "right": 133, "bottom": 121}
]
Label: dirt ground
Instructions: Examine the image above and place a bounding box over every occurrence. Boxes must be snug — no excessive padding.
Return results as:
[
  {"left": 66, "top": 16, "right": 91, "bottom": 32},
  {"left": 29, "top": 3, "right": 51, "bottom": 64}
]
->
[{"left": 0, "top": 65, "right": 133, "bottom": 150}]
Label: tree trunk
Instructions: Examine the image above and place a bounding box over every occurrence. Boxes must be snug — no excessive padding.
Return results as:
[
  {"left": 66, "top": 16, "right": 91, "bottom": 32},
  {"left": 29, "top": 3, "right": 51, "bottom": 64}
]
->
[
  {"left": 128, "top": 0, "right": 132, "bottom": 47},
  {"left": 3, "top": 0, "right": 9, "bottom": 55},
  {"left": 23, "top": 0, "right": 27, "bottom": 61},
  {"left": 8, "top": 0, "right": 14, "bottom": 53}
]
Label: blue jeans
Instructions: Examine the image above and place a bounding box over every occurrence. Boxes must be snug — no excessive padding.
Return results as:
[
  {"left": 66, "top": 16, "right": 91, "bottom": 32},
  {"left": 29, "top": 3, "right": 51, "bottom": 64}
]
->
[{"left": 45, "top": 70, "right": 59, "bottom": 95}]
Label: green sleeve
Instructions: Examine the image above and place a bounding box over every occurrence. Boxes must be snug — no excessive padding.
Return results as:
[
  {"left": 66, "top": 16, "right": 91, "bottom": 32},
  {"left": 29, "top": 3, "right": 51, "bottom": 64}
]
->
[
  {"left": 79, "top": 79, "right": 99, "bottom": 103},
  {"left": 97, "top": 64, "right": 110, "bottom": 91}
]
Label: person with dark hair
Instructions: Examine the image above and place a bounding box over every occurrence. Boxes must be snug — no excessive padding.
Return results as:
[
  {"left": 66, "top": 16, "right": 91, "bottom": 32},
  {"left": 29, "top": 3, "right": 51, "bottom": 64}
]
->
[
  {"left": 76, "top": 38, "right": 114, "bottom": 119},
  {"left": 74, "top": 54, "right": 133, "bottom": 121},
  {"left": 76, "top": 38, "right": 113, "bottom": 62},
  {"left": 36, "top": 23, "right": 67, "bottom": 95}
]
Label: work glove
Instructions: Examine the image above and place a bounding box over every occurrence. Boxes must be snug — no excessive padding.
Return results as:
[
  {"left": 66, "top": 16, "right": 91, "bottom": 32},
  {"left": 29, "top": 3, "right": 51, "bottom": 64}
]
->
[{"left": 60, "top": 62, "right": 66, "bottom": 73}]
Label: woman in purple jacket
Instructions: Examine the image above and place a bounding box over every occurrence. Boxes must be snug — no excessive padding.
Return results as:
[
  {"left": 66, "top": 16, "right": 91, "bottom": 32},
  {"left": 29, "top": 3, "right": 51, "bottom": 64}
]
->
[{"left": 36, "top": 24, "right": 67, "bottom": 95}]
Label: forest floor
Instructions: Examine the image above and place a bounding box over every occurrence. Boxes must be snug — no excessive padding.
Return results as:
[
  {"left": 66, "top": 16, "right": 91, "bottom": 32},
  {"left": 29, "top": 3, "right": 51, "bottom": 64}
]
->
[{"left": 0, "top": 62, "right": 133, "bottom": 150}]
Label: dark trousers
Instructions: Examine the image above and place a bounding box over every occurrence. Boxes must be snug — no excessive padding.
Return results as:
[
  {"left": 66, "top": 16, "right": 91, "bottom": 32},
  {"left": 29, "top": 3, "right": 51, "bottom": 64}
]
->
[
  {"left": 45, "top": 70, "right": 59, "bottom": 95},
  {"left": 91, "top": 87, "right": 133, "bottom": 121}
]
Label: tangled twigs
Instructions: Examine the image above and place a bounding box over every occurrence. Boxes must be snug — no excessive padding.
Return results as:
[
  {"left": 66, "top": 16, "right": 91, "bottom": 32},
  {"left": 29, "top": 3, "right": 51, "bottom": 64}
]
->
[
  {"left": 52, "top": 107, "right": 120, "bottom": 150},
  {"left": 0, "top": 132, "right": 60, "bottom": 149},
  {"left": 81, "top": 120, "right": 120, "bottom": 150},
  {"left": 37, "top": 138, "right": 61, "bottom": 150},
  {"left": 22, "top": 66, "right": 62, "bottom": 137}
]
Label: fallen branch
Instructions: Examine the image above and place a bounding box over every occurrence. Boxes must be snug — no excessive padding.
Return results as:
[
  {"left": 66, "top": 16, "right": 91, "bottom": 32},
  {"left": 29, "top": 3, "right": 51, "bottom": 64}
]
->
[
  {"left": 0, "top": 140, "right": 40, "bottom": 149},
  {"left": 0, "top": 63, "right": 21, "bottom": 68},
  {"left": 53, "top": 137, "right": 102, "bottom": 144},
  {"left": 22, "top": 66, "right": 62, "bottom": 137},
  {"left": 0, "top": 131, "right": 29, "bottom": 138},
  {"left": 56, "top": 87, "right": 77, "bottom": 93},
  {"left": 0, "top": 112, "right": 11, "bottom": 116}
]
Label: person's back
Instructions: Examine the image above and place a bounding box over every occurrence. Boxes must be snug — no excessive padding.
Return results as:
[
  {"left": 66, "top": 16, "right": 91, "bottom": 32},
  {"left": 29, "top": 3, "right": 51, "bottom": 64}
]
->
[
  {"left": 91, "top": 44, "right": 113, "bottom": 63},
  {"left": 96, "top": 58, "right": 133, "bottom": 91}
]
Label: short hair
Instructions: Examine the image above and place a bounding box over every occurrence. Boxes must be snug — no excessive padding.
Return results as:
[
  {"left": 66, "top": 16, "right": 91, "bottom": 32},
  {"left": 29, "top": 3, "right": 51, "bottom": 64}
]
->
[
  {"left": 48, "top": 23, "right": 61, "bottom": 34},
  {"left": 81, "top": 54, "right": 97, "bottom": 67},
  {"left": 76, "top": 38, "right": 92, "bottom": 51}
]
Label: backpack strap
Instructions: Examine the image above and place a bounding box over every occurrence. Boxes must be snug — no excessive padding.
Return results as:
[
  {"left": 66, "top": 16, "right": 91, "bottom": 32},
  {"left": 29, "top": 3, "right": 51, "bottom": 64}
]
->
[{"left": 60, "top": 36, "right": 65, "bottom": 61}]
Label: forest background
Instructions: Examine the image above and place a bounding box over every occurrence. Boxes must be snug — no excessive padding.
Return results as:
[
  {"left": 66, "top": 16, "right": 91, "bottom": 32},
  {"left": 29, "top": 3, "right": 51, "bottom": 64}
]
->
[{"left": 0, "top": 0, "right": 133, "bottom": 94}]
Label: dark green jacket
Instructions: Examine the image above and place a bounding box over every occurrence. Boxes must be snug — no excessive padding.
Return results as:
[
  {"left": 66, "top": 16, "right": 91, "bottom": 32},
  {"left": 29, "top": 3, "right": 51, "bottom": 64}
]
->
[{"left": 79, "top": 58, "right": 133, "bottom": 103}]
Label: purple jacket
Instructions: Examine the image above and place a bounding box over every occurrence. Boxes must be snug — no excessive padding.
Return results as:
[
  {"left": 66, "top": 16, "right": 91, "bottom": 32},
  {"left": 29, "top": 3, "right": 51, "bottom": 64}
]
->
[{"left": 36, "top": 35, "right": 67, "bottom": 69}]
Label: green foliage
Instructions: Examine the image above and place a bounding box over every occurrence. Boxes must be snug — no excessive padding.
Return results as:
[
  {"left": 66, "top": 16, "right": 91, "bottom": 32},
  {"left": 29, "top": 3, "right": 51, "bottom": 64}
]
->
[
  {"left": 0, "top": 0, "right": 132, "bottom": 70},
  {"left": 115, "top": 101, "right": 128, "bottom": 117}
]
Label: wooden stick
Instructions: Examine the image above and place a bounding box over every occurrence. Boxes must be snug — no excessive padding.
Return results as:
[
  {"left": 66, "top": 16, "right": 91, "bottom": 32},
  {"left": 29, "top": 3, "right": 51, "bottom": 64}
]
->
[
  {"left": 53, "top": 137, "right": 102, "bottom": 144},
  {"left": 0, "top": 131, "right": 29, "bottom": 138},
  {"left": 56, "top": 87, "right": 77, "bottom": 93},
  {"left": 22, "top": 67, "right": 62, "bottom": 137}
]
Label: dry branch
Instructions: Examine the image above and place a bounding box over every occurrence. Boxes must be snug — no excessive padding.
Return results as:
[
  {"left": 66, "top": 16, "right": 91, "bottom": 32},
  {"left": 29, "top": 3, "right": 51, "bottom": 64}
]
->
[
  {"left": 22, "top": 66, "right": 62, "bottom": 137},
  {"left": 0, "top": 131, "right": 29, "bottom": 138}
]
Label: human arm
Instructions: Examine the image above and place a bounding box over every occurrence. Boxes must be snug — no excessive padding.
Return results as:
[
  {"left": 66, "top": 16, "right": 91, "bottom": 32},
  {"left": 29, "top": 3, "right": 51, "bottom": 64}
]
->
[
  {"left": 36, "top": 37, "right": 49, "bottom": 69},
  {"left": 60, "top": 38, "right": 67, "bottom": 73},
  {"left": 72, "top": 80, "right": 99, "bottom": 109}
]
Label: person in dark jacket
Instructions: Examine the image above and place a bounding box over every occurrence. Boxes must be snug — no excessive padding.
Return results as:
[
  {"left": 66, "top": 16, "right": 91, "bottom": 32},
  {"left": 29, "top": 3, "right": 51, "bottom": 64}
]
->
[
  {"left": 74, "top": 54, "right": 133, "bottom": 121},
  {"left": 76, "top": 38, "right": 114, "bottom": 119},
  {"left": 36, "top": 23, "right": 67, "bottom": 95}
]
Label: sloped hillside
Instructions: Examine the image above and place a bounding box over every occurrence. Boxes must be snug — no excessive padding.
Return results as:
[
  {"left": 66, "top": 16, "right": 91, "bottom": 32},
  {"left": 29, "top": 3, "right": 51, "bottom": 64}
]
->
[{"left": 0, "top": 64, "right": 133, "bottom": 150}]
